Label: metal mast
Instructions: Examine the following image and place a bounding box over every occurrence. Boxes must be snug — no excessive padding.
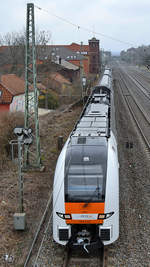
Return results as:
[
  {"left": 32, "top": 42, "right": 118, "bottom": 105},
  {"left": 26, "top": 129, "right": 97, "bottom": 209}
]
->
[
  {"left": 80, "top": 41, "right": 83, "bottom": 98},
  {"left": 24, "top": 3, "right": 41, "bottom": 168}
]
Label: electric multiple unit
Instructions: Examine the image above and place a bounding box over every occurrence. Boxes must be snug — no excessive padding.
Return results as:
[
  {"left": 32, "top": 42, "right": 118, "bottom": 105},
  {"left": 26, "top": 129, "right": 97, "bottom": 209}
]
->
[{"left": 53, "top": 68, "right": 119, "bottom": 252}]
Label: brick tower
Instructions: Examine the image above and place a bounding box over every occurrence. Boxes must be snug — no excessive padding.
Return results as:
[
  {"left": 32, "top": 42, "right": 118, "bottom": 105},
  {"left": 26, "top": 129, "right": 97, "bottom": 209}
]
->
[{"left": 89, "top": 37, "right": 100, "bottom": 74}]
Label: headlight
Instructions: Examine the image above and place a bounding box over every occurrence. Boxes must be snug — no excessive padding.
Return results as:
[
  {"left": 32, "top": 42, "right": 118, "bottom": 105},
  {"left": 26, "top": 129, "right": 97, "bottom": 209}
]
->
[
  {"left": 98, "top": 212, "right": 114, "bottom": 220},
  {"left": 64, "top": 214, "right": 72, "bottom": 219},
  {"left": 98, "top": 214, "right": 106, "bottom": 219},
  {"left": 56, "top": 212, "right": 72, "bottom": 220}
]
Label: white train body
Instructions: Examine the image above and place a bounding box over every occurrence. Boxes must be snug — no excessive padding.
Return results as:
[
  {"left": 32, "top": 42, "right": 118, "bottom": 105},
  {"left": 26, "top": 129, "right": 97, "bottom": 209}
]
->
[{"left": 53, "top": 69, "right": 119, "bottom": 250}]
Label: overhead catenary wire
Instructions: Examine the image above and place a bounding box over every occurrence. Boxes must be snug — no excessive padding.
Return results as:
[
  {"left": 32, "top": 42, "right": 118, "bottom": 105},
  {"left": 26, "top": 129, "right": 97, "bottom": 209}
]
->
[{"left": 35, "top": 4, "right": 134, "bottom": 47}]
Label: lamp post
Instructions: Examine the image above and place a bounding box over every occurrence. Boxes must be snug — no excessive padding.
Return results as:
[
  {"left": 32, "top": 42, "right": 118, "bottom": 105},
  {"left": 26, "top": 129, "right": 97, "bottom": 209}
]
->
[{"left": 82, "top": 75, "right": 87, "bottom": 105}]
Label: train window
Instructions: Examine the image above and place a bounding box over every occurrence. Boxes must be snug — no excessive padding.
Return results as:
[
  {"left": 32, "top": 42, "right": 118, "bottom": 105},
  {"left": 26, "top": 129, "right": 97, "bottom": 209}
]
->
[
  {"left": 65, "top": 145, "right": 107, "bottom": 202},
  {"left": 67, "top": 175, "right": 103, "bottom": 202},
  {"left": 65, "top": 173, "right": 104, "bottom": 202}
]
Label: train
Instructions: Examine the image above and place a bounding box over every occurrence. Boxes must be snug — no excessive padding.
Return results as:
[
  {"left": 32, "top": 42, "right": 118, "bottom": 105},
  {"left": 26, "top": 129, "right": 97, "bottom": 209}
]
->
[{"left": 53, "top": 68, "right": 119, "bottom": 252}]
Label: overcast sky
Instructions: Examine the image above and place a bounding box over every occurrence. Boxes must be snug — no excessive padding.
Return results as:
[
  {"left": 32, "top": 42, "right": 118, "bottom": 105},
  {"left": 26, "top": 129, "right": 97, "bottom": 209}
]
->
[{"left": 1, "top": 0, "right": 150, "bottom": 54}]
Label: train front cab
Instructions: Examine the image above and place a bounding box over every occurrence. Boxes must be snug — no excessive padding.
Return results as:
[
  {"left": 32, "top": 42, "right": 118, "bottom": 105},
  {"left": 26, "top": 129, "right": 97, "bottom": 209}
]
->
[{"left": 53, "top": 134, "right": 119, "bottom": 249}]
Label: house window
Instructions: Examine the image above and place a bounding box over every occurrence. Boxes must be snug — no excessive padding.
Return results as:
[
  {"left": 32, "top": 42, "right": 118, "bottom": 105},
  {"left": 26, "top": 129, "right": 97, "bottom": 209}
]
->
[{"left": 0, "top": 90, "right": 2, "bottom": 97}]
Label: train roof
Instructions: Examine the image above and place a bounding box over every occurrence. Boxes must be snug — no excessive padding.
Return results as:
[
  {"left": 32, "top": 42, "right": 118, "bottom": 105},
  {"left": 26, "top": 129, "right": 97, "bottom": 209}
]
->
[
  {"left": 99, "top": 75, "right": 112, "bottom": 89},
  {"left": 70, "top": 135, "right": 107, "bottom": 146},
  {"left": 71, "top": 68, "right": 113, "bottom": 139},
  {"left": 104, "top": 69, "right": 112, "bottom": 76},
  {"left": 72, "top": 101, "right": 109, "bottom": 137}
]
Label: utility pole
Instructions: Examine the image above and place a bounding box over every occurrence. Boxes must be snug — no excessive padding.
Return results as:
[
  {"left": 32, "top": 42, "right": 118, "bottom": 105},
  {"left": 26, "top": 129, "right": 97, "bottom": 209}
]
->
[
  {"left": 24, "top": 3, "right": 41, "bottom": 169},
  {"left": 80, "top": 41, "right": 84, "bottom": 99},
  {"left": 80, "top": 42, "right": 87, "bottom": 103}
]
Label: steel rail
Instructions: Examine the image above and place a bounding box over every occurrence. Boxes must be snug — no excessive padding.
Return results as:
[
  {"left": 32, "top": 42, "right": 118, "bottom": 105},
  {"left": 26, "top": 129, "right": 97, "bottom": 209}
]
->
[
  {"left": 102, "top": 248, "right": 108, "bottom": 267},
  {"left": 63, "top": 246, "right": 105, "bottom": 267},
  {"left": 24, "top": 192, "right": 53, "bottom": 267},
  {"left": 118, "top": 74, "right": 150, "bottom": 150},
  {"left": 132, "top": 70, "right": 150, "bottom": 86},
  {"left": 120, "top": 72, "right": 150, "bottom": 124},
  {"left": 126, "top": 72, "right": 150, "bottom": 100}
]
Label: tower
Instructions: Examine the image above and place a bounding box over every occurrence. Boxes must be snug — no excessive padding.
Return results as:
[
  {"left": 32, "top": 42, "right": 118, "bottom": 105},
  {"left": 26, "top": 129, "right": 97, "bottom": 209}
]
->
[{"left": 89, "top": 37, "right": 100, "bottom": 74}]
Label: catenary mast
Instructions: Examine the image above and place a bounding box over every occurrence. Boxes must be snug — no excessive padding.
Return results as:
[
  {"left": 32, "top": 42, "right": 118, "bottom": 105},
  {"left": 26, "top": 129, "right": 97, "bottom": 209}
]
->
[{"left": 24, "top": 3, "right": 41, "bottom": 168}]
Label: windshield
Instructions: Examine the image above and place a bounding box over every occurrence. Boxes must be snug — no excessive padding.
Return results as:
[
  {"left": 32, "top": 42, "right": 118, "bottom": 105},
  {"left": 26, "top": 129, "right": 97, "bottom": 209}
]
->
[{"left": 65, "top": 144, "right": 107, "bottom": 202}]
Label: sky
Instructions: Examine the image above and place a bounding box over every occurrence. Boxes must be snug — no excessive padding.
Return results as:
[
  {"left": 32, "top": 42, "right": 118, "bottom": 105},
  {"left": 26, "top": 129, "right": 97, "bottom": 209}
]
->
[{"left": 1, "top": 0, "right": 150, "bottom": 55}]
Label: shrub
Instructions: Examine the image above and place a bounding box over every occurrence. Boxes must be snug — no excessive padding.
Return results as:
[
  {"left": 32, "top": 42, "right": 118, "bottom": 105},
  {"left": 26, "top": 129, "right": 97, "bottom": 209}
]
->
[
  {"left": 0, "top": 111, "right": 24, "bottom": 168},
  {"left": 38, "top": 91, "right": 59, "bottom": 109}
]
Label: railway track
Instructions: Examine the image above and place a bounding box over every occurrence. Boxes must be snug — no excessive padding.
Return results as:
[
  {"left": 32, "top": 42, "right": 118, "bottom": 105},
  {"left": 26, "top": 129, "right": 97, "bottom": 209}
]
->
[
  {"left": 119, "top": 68, "right": 150, "bottom": 104},
  {"left": 130, "top": 68, "right": 150, "bottom": 86},
  {"left": 63, "top": 246, "right": 106, "bottom": 267},
  {"left": 117, "top": 72, "right": 150, "bottom": 152},
  {"left": 24, "top": 192, "right": 53, "bottom": 267},
  {"left": 125, "top": 72, "right": 150, "bottom": 100}
]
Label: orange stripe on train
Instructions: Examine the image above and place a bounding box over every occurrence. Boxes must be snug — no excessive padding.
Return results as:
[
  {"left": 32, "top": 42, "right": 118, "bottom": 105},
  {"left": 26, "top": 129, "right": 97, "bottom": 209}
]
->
[{"left": 65, "top": 202, "right": 105, "bottom": 224}]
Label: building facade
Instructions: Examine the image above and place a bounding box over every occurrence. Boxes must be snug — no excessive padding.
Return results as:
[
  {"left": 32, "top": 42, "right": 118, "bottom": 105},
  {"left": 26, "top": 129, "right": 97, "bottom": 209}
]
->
[{"left": 0, "top": 74, "right": 35, "bottom": 112}]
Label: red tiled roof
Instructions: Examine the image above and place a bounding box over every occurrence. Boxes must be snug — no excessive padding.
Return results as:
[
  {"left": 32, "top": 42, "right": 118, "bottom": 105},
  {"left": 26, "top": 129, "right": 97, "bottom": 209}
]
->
[
  {"left": 0, "top": 83, "right": 12, "bottom": 103},
  {"left": 66, "top": 43, "right": 89, "bottom": 52},
  {"left": 50, "top": 73, "right": 71, "bottom": 85},
  {"left": 46, "top": 43, "right": 89, "bottom": 52},
  {"left": 0, "top": 74, "right": 25, "bottom": 96}
]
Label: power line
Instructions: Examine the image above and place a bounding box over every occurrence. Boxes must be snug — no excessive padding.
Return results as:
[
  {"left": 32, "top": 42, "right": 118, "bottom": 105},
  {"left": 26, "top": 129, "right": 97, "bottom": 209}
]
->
[{"left": 35, "top": 5, "right": 134, "bottom": 47}]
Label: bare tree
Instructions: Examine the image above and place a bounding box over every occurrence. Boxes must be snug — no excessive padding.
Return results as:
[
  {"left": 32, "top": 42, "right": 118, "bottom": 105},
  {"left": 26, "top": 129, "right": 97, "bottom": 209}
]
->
[
  {"left": 0, "top": 29, "right": 51, "bottom": 69},
  {"left": 36, "top": 30, "right": 51, "bottom": 45},
  {"left": 0, "top": 34, "right": 4, "bottom": 46},
  {"left": 0, "top": 31, "right": 26, "bottom": 67},
  {"left": 36, "top": 30, "right": 51, "bottom": 61}
]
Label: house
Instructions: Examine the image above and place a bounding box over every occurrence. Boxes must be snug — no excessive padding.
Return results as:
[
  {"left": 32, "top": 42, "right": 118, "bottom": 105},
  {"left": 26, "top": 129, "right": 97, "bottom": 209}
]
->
[
  {"left": 0, "top": 81, "right": 12, "bottom": 111},
  {"left": 46, "top": 42, "right": 91, "bottom": 76},
  {"left": 54, "top": 58, "right": 80, "bottom": 82},
  {"left": 0, "top": 74, "right": 39, "bottom": 112},
  {"left": 0, "top": 74, "right": 26, "bottom": 111},
  {"left": 37, "top": 45, "right": 88, "bottom": 75},
  {"left": 49, "top": 72, "right": 72, "bottom": 94},
  {"left": 66, "top": 42, "right": 90, "bottom": 75},
  {"left": 65, "top": 38, "right": 100, "bottom": 74},
  {"left": 0, "top": 37, "right": 101, "bottom": 77},
  {"left": 37, "top": 37, "right": 100, "bottom": 76}
]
